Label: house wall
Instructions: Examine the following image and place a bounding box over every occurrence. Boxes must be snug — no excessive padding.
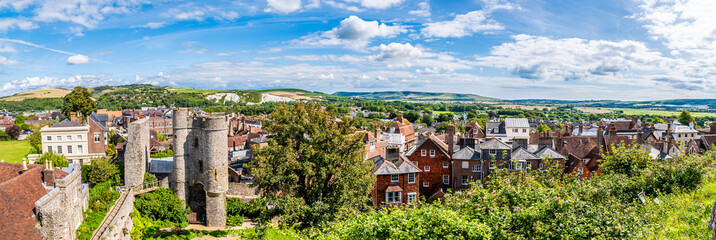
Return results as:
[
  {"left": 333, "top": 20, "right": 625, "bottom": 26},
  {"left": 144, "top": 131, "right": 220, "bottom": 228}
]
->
[
  {"left": 372, "top": 173, "right": 419, "bottom": 208},
  {"left": 451, "top": 160, "right": 483, "bottom": 190},
  {"left": 408, "top": 140, "right": 451, "bottom": 197},
  {"left": 88, "top": 119, "right": 107, "bottom": 154}
]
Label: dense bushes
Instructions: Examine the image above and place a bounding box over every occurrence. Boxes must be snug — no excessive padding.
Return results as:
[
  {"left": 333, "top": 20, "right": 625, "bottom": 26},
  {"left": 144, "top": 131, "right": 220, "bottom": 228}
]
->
[
  {"left": 150, "top": 149, "right": 173, "bottom": 158},
  {"left": 135, "top": 188, "right": 190, "bottom": 224},
  {"left": 226, "top": 198, "right": 266, "bottom": 226},
  {"left": 81, "top": 157, "right": 120, "bottom": 185},
  {"left": 76, "top": 181, "right": 120, "bottom": 240},
  {"left": 35, "top": 151, "right": 69, "bottom": 168}
]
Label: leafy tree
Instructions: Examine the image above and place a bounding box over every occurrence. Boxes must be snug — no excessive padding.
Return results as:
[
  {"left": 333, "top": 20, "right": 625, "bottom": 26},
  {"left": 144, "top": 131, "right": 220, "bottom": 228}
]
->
[
  {"left": 677, "top": 110, "right": 693, "bottom": 126},
  {"left": 135, "top": 188, "right": 189, "bottom": 224},
  {"left": 62, "top": 86, "right": 96, "bottom": 122},
  {"left": 144, "top": 172, "right": 157, "bottom": 184},
  {"left": 83, "top": 157, "right": 120, "bottom": 185},
  {"left": 437, "top": 112, "right": 454, "bottom": 122},
  {"left": 35, "top": 151, "right": 70, "bottom": 168},
  {"left": 251, "top": 102, "right": 374, "bottom": 229},
  {"left": 421, "top": 113, "right": 434, "bottom": 125},
  {"left": 536, "top": 123, "right": 552, "bottom": 133},
  {"left": 601, "top": 143, "right": 653, "bottom": 177},
  {"left": 156, "top": 133, "right": 167, "bottom": 141},
  {"left": 28, "top": 130, "right": 42, "bottom": 153},
  {"left": 650, "top": 117, "right": 665, "bottom": 124},
  {"left": 4, "top": 124, "right": 20, "bottom": 139},
  {"left": 0, "top": 130, "right": 10, "bottom": 141},
  {"left": 14, "top": 114, "right": 28, "bottom": 129},
  {"left": 403, "top": 111, "right": 420, "bottom": 123},
  {"left": 150, "top": 149, "right": 173, "bottom": 158}
]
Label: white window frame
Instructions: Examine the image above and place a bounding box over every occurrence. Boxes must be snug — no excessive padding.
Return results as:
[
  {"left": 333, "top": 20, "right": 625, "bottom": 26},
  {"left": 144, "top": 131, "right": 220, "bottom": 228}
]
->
[
  {"left": 67, "top": 135, "right": 72, "bottom": 141},
  {"left": 57, "top": 145, "right": 62, "bottom": 154},
  {"left": 407, "top": 192, "right": 417, "bottom": 203},
  {"left": 77, "top": 134, "right": 83, "bottom": 140},
  {"left": 526, "top": 162, "right": 532, "bottom": 170},
  {"left": 442, "top": 175, "right": 449, "bottom": 185},
  {"left": 539, "top": 163, "right": 544, "bottom": 169},
  {"left": 421, "top": 149, "right": 426, "bottom": 156},
  {"left": 578, "top": 167, "right": 584, "bottom": 175},
  {"left": 407, "top": 173, "right": 415, "bottom": 184},
  {"left": 462, "top": 175, "right": 469, "bottom": 185},
  {"left": 94, "top": 133, "right": 100, "bottom": 143},
  {"left": 66, "top": 145, "right": 72, "bottom": 154},
  {"left": 523, "top": 129, "right": 527, "bottom": 133},
  {"left": 512, "top": 129, "right": 518, "bottom": 133},
  {"left": 46, "top": 136, "right": 52, "bottom": 141},
  {"left": 78, "top": 145, "right": 84, "bottom": 154},
  {"left": 423, "top": 181, "right": 429, "bottom": 187},
  {"left": 472, "top": 164, "right": 480, "bottom": 172},
  {"left": 429, "top": 149, "right": 435, "bottom": 157},
  {"left": 489, "top": 161, "right": 496, "bottom": 169},
  {"left": 443, "top": 162, "right": 449, "bottom": 168},
  {"left": 386, "top": 191, "right": 401, "bottom": 204},
  {"left": 473, "top": 129, "right": 478, "bottom": 135},
  {"left": 461, "top": 161, "right": 469, "bottom": 169},
  {"left": 391, "top": 174, "right": 399, "bottom": 183},
  {"left": 47, "top": 146, "right": 53, "bottom": 153},
  {"left": 516, "top": 161, "right": 523, "bottom": 170},
  {"left": 56, "top": 135, "right": 62, "bottom": 141},
  {"left": 424, "top": 166, "right": 430, "bottom": 172},
  {"left": 489, "top": 149, "right": 497, "bottom": 156}
]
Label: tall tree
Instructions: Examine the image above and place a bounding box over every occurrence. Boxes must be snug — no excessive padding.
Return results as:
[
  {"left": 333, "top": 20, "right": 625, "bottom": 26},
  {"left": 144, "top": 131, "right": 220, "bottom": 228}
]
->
[
  {"left": 250, "top": 102, "right": 374, "bottom": 229},
  {"left": 62, "top": 86, "right": 96, "bottom": 122},
  {"left": 677, "top": 110, "right": 693, "bottom": 126},
  {"left": 536, "top": 124, "right": 552, "bottom": 133},
  {"left": 4, "top": 125, "right": 20, "bottom": 139}
]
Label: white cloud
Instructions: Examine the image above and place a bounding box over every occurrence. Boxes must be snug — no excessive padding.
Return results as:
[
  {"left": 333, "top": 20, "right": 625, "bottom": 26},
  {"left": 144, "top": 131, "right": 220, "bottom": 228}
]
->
[
  {"left": 319, "top": 73, "right": 335, "bottom": 79},
  {"left": 0, "top": 42, "right": 16, "bottom": 53},
  {"left": 0, "top": 18, "right": 38, "bottom": 32},
  {"left": 1, "top": 74, "right": 122, "bottom": 96},
  {"left": 375, "top": 42, "right": 423, "bottom": 60},
  {"left": 0, "top": 0, "right": 33, "bottom": 11},
  {"left": 421, "top": 10, "right": 504, "bottom": 38},
  {"left": 33, "top": 0, "right": 146, "bottom": 28},
  {"left": 0, "top": 56, "right": 21, "bottom": 65},
  {"left": 133, "top": 21, "right": 166, "bottom": 29},
  {"left": 344, "top": 0, "right": 404, "bottom": 9},
  {"left": 293, "top": 15, "right": 406, "bottom": 51},
  {"left": 409, "top": 1, "right": 431, "bottom": 17},
  {"left": 634, "top": 0, "right": 716, "bottom": 57},
  {"left": 66, "top": 54, "right": 90, "bottom": 65},
  {"left": 265, "top": 0, "right": 302, "bottom": 14}
]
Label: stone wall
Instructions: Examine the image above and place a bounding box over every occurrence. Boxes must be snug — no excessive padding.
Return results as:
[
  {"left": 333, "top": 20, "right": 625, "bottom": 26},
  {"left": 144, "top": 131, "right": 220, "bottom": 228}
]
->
[
  {"left": 35, "top": 165, "right": 89, "bottom": 240},
  {"left": 227, "top": 182, "right": 257, "bottom": 197},
  {"left": 96, "top": 189, "right": 135, "bottom": 240},
  {"left": 125, "top": 118, "right": 149, "bottom": 188}
]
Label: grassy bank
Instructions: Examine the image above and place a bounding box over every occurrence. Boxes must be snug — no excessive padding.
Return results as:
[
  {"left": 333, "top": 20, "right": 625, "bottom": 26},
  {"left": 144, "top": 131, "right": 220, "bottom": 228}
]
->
[
  {"left": 647, "top": 171, "right": 716, "bottom": 239},
  {"left": 0, "top": 140, "right": 33, "bottom": 163}
]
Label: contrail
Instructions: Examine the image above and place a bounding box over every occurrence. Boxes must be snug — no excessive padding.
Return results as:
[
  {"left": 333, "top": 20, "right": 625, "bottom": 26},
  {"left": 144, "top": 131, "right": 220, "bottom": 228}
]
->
[{"left": 0, "top": 38, "right": 76, "bottom": 55}]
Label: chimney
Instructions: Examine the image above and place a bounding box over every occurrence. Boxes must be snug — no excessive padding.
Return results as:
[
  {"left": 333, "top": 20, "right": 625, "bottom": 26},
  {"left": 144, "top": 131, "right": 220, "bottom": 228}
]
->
[
  {"left": 578, "top": 122, "right": 583, "bottom": 136},
  {"left": 21, "top": 159, "right": 28, "bottom": 174},
  {"left": 374, "top": 125, "right": 382, "bottom": 140},
  {"left": 597, "top": 122, "right": 604, "bottom": 151},
  {"left": 636, "top": 129, "right": 643, "bottom": 144},
  {"left": 447, "top": 123, "right": 456, "bottom": 156},
  {"left": 397, "top": 114, "right": 404, "bottom": 124},
  {"left": 689, "top": 120, "right": 694, "bottom": 130},
  {"left": 538, "top": 133, "right": 554, "bottom": 148},
  {"left": 70, "top": 112, "right": 80, "bottom": 123},
  {"left": 609, "top": 123, "right": 617, "bottom": 136},
  {"left": 651, "top": 124, "right": 655, "bottom": 131},
  {"left": 43, "top": 161, "right": 55, "bottom": 187},
  {"left": 710, "top": 122, "right": 716, "bottom": 134}
]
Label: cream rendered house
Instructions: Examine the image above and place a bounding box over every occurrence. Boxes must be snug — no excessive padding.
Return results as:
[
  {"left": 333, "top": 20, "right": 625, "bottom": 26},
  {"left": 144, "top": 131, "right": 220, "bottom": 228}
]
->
[{"left": 28, "top": 120, "right": 106, "bottom": 164}]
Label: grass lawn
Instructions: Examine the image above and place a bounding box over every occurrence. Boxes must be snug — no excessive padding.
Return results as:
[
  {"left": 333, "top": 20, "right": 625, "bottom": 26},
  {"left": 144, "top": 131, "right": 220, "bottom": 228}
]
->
[
  {"left": 0, "top": 141, "right": 33, "bottom": 163},
  {"left": 647, "top": 170, "right": 716, "bottom": 239}
]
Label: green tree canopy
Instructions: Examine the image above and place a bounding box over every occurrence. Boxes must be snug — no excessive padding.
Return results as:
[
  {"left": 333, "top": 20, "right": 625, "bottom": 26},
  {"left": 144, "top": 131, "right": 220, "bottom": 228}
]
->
[
  {"left": 677, "top": 110, "right": 693, "bottom": 126},
  {"left": 536, "top": 123, "right": 552, "bottom": 133},
  {"left": 250, "top": 102, "right": 374, "bottom": 229},
  {"left": 62, "top": 86, "right": 96, "bottom": 122},
  {"left": 35, "top": 151, "right": 70, "bottom": 168}
]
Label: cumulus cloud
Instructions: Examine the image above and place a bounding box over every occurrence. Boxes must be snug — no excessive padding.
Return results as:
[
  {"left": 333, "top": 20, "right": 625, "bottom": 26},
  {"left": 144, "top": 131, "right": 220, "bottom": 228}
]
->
[
  {"left": 33, "top": 0, "right": 147, "bottom": 28},
  {"left": 1, "top": 74, "right": 121, "bottom": 96},
  {"left": 375, "top": 42, "right": 423, "bottom": 60},
  {"left": 0, "top": 18, "right": 38, "bottom": 32},
  {"left": 0, "top": 56, "right": 21, "bottom": 65},
  {"left": 293, "top": 16, "right": 406, "bottom": 51},
  {"left": 265, "top": 0, "right": 302, "bottom": 14},
  {"left": 0, "top": 0, "right": 34, "bottom": 11},
  {"left": 343, "top": 0, "right": 404, "bottom": 9},
  {"left": 422, "top": 10, "right": 504, "bottom": 38},
  {"left": 634, "top": 0, "right": 716, "bottom": 56},
  {"left": 409, "top": 1, "right": 431, "bottom": 17},
  {"left": 66, "top": 54, "right": 90, "bottom": 65}
]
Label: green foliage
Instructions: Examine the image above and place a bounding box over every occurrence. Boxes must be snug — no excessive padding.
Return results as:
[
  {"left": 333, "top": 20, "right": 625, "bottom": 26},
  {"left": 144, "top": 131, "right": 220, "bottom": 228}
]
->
[
  {"left": 317, "top": 204, "right": 492, "bottom": 239},
  {"left": 157, "top": 133, "right": 167, "bottom": 141},
  {"left": 144, "top": 172, "right": 158, "bottom": 184},
  {"left": 536, "top": 123, "right": 551, "bottom": 133},
  {"left": 4, "top": 125, "right": 20, "bottom": 139},
  {"left": 62, "top": 86, "right": 96, "bottom": 122},
  {"left": 35, "top": 151, "right": 69, "bottom": 168},
  {"left": 437, "top": 112, "right": 454, "bottom": 122},
  {"left": 82, "top": 157, "right": 120, "bottom": 185},
  {"left": 76, "top": 181, "right": 120, "bottom": 240},
  {"left": 600, "top": 143, "right": 654, "bottom": 177},
  {"left": 0, "top": 130, "right": 10, "bottom": 141},
  {"left": 678, "top": 110, "right": 694, "bottom": 125},
  {"left": 403, "top": 111, "right": 420, "bottom": 123},
  {"left": 135, "top": 188, "right": 190, "bottom": 224},
  {"left": 150, "top": 149, "right": 173, "bottom": 158},
  {"left": 0, "top": 97, "right": 64, "bottom": 112},
  {"left": 420, "top": 113, "right": 433, "bottom": 124},
  {"left": 651, "top": 117, "right": 665, "bottom": 124},
  {"left": 226, "top": 197, "right": 265, "bottom": 225},
  {"left": 251, "top": 102, "right": 374, "bottom": 229},
  {"left": 27, "top": 130, "right": 42, "bottom": 153}
]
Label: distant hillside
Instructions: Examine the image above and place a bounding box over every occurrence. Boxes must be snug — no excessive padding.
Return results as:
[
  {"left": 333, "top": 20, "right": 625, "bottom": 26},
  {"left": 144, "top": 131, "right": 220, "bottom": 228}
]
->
[
  {"left": 513, "top": 98, "right": 716, "bottom": 111},
  {"left": 1, "top": 88, "right": 72, "bottom": 101},
  {"left": 334, "top": 91, "right": 497, "bottom": 101}
]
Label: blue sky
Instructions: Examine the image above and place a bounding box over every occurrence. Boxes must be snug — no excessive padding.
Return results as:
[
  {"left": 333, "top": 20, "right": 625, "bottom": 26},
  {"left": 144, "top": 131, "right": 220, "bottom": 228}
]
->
[{"left": 1, "top": 0, "right": 715, "bottom": 100}]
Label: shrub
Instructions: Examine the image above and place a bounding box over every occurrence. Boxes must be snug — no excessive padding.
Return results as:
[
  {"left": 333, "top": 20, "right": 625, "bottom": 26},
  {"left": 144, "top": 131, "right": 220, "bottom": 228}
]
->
[
  {"left": 35, "top": 151, "right": 70, "bottom": 168},
  {"left": 150, "top": 149, "right": 173, "bottom": 158},
  {"left": 144, "top": 172, "right": 158, "bottom": 184},
  {"left": 135, "top": 188, "right": 189, "bottom": 224},
  {"left": 82, "top": 157, "right": 120, "bottom": 185}
]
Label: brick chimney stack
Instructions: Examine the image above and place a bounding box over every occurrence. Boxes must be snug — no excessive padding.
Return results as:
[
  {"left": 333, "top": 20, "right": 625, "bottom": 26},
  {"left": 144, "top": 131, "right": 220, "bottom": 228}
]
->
[
  {"left": 70, "top": 112, "right": 81, "bottom": 123},
  {"left": 397, "top": 114, "right": 404, "bottom": 124},
  {"left": 43, "top": 161, "right": 55, "bottom": 187},
  {"left": 578, "top": 122, "right": 583, "bottom": 136},
  {"left": 597, "top": 122, "right": 604, "bottom": 151},
  {"left": 447, "top": 123, "right": 456, "bottom": 156},
  {"left": 374, "top": 125, "right": 382, "bottom": 140}
]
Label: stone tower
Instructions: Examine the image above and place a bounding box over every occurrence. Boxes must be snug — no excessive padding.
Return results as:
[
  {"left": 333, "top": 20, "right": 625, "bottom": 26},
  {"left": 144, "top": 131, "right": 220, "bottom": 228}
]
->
[
  {"left": 125, "top": 118, "right": 149, "bottom": 188},
  {"left": 171, "top": 109, "right": 229, "bottom": 227}
]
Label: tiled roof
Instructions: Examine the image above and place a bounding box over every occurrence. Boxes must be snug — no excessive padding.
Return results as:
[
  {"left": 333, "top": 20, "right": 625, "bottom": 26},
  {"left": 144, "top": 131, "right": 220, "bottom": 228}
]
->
[
  {"left": 373, "top": 155, "right": 421, "bottom": 175},
  {"left": 385, "top": 185, "right": 403, "bottom": 192},
  {"left": 485, "top": 121, "right": 505, "bottom": 134},
  {"left": 534, "top": 146, "right": 567, "bottom": 159}
]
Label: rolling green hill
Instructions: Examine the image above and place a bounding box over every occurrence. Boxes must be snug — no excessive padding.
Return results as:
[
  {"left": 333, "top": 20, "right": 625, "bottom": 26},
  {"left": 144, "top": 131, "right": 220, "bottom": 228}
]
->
[{"left": 334, "top": 91, "right": 497, "bottom": 101}]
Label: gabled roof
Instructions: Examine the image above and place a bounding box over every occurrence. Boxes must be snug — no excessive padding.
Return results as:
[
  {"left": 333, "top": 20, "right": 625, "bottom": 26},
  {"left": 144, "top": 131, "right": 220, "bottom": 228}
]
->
[
  {"left": 480, "top": 138, "right": 511, "bottom": 150},
  {"left": 372, "top": 155, "right": 421, "bottom": 175},
  {"left": 453, "top": 146, "right": 480, "bottom": 160},
  {"left": 429, "top": 135, "right": 450, "bottom": 154},
  {"left": 511, "top": 147, "right": 539, "bottom": 160},
  {"left": 534, "top": 145, "right": 567, "bottom": 159},
  {"left": 485, "top": 121, "right": 505, "bottom": 135},
  {"left": 505, "top": 118, "right": 529, "bottom": 128},
  {"left": 50, "top": 119, "right": 82, "bottom": 128}
]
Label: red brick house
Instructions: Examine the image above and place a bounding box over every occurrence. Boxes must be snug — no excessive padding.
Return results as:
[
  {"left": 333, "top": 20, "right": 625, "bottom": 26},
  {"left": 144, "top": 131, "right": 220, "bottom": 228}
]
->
[
  {"left": 407, "top": 134, "right": 451, "bottom": 200},
  {"left": 371, "top": 155, "right": 421, "bottom": 208},
  {"left": 451, "top": 146, "right": 482, "bottom": 190}
]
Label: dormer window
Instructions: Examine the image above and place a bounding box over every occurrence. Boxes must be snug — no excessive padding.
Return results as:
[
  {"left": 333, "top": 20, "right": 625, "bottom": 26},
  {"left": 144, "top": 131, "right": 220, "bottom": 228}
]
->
[{"left": 473, "top": 129, "right": 478, "bottom": 135}]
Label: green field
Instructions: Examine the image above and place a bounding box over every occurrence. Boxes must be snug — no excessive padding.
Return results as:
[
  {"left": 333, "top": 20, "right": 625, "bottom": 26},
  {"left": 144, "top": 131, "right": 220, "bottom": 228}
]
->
[
  {"left": 0, "top": 141, "right": 33, "bottom": 163},
  {"left": 607, "top": 108, "right": 716, "bottom": 117}
]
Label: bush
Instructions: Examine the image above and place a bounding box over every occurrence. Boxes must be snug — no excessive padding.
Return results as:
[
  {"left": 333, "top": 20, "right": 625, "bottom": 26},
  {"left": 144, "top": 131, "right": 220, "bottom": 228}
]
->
[
  {"left": 76, "top": 181, "right": 120, "bottom": 240},
  {"left": 144, "top": 172, "right": 158, "bottom": 184},
  {"left": 150, "top": 149, "right": 173, "bottom": 158},
  {"left": 35, "top": 151, "right": 69, "bottom": 168},
  {"left": 135, "top": 188, "right": 190, "bottom": 224},
  {"left": 227, "top": 198, "right": 264, "bottom": 219},
  {"left": 82, "top": 157, "right": 120, "bottom": 185}
]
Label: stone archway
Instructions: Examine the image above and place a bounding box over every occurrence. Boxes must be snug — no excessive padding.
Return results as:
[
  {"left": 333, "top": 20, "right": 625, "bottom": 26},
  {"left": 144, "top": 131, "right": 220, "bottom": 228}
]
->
[{"left": 188, "top": 183, "right": 206, "bottom": 224}]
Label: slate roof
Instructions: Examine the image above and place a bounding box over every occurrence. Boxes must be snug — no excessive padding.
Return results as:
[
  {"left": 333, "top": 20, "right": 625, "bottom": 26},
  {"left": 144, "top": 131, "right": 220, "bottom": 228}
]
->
[
  {"left": 453, "top": 146, "right": 480, "bottom": 160},
  {"left": 149, "top": 158, "right": 174, "bottom": 174},
  {"left": 485, "top": 121, "right": 505, "bottom": 135},
  {"left": 511, "top": 147, "right": 539, "bottom": 160},
  {"left": 480, "top": 138, "right": 511, "bottom": 150},
  {"left": 505, "top": 118, "right": 529, "bottom": 128},
  {"left": 372, "top": 155, "right": 421, "bottom": 175},
  {"left": 534, "top": 146, "right": 567, "bottom": 159},
  {"left": 50, "top": 119, "right": 82, "bottom": 128}
]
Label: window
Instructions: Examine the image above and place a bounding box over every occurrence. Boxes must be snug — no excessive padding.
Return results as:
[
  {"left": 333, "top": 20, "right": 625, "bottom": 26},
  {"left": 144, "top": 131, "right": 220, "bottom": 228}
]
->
[
  {"left": 421, "top": 149, "right": 426, "bottom": 156},
  {"left": 539, "top": 163, "right": 544, "bottom": 169},
  {"left": 489, "top": 149, "right": 497, "bottom": 156},
  {"left": 78, "top": 145, "right": 83, "bottom": 154},
  {"left": 443, "top": 162, "right": 449, "bottom": 168},
  {"left": 67, "top": 135, "right": 72, "bottom": 141},
  {"left": 442, "top": 175, "right": 449, "bottom": 184},
  {"left": 424, "top": 166, "right": 430, "bottom": 172},
  {"left": 94, "top": 133, "right": 100, "bottom": 142},
  {"left": 57, "top": 136, "right": 62, "bottom": 141},
  {"left": 429, "top": 150, "right": 435, "bottom": 157},
  {"left": 472, "top": 164, "right": 480, "bottom": 172},
  {"left": 66, "top": 145, "right": 72, "bottom": 154},
  {"left": 516, "top": 162, "right": 522, "bottom": 170},
  {"left": 462, "top": 175, "right": 469, "bottom": 185},
  {"left": 578, "top": 167, "right": 584, "bottom": 175},
  {"left": 522, "top": 129, "right": 527, "bottom": 133},
  {"left": 423, "top": 182, "right": 429, "bottom": 187},
  {"left": 47, "top": 146, "right": 53, "bottom": 153},
  {"left": 46, "top": 136, "right": 52, "bottom": 141},
  {"left": 79, "top": 159, "right": 84, "bottom": 165},
  {"left": 391, "top": 174, "right": 399, "bottom": 183},
  {"left": 386, "top": 192, "right": 401, "bottom": 204},
  {"left": 526, "top": 162, "right": 532, "bottom": 170},
  {"left": 408, "top": 173, "right": 415, "bottom": 184},
  {"left": 473, "top": 129, "right": 478, "bottom": 135},
  {"left": 462, "top": 161, "right": 469, "bottom": 169},
  {"left": 57, "top": 145, "right": 62, "bottom": 154},
  {"left": 489, "top": 161, "right": 496, "bottom": 169},
  {"left": 512, "top": 129, "right": 518, "bottom": 133},
  {"left": 77, "top": 134, "right": 83, "bottom": 140},
  {"left": 407, "top": 192, "right": 417, "bottom": 203}
]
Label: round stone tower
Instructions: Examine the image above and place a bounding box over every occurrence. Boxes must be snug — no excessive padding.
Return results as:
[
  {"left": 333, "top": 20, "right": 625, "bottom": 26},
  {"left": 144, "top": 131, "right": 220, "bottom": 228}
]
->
[
  {"left": 199, "top": 114, "right": 229, "bottom": 228},
  {"left": 171, "top": 108, "right": 190, "bottom": 203}
]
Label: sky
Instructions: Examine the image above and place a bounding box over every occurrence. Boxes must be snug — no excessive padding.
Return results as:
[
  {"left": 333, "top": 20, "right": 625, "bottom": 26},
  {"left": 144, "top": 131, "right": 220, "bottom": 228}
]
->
[{"left": 0, "top": 0, "right": 715, "bottom": 100}]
